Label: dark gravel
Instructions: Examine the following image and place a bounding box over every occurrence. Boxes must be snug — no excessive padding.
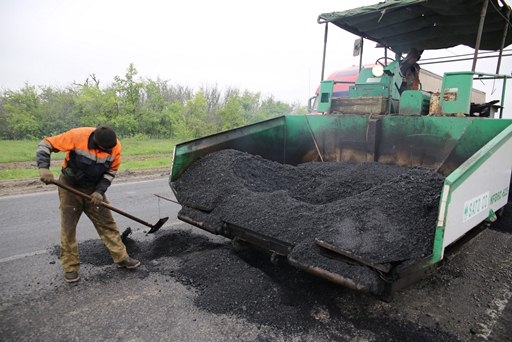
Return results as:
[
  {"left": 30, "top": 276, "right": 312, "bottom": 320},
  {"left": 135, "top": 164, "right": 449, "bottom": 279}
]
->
[
  {"left": 45, "top": 227, "right": 461, "bottom": 340},
  {"left": 174, "top": 149, "right": 445, "bottom": 270}
]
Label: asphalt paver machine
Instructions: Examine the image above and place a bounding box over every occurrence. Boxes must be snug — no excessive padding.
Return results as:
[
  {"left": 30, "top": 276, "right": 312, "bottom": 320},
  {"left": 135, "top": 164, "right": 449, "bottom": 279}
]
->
[{"left": 170, "top": 0, "right": 512, "bottom": 299}]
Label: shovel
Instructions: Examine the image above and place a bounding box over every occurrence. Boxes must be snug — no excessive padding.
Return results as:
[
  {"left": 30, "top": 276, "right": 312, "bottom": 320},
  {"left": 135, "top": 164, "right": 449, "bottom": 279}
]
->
[{"left": 52, "top": 180, "right": 168, "bottom": 234}]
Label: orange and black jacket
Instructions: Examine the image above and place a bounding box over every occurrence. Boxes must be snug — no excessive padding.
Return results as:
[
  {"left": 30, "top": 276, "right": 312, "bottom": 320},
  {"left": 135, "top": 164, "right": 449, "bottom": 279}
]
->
[{"left": 36, "top": 127, "right": 121, "bottom": 194}]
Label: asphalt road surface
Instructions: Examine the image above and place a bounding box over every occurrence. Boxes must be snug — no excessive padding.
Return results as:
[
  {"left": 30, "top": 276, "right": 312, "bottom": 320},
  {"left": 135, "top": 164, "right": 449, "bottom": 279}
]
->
[
  {"left": 1, "top": 176, "right": 511, "bottom": 341},
  {"left": 0, "top": 177, "right": 179, "bottom": 260}
]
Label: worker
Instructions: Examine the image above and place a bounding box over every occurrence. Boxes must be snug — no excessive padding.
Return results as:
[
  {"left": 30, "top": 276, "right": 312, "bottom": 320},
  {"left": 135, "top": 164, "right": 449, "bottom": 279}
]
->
[
  {"left": 399, "top": 48, "right": 422, "bottom": 93},
  {"left": 36, "top": 126, "right": 140, "bottom": 283}
]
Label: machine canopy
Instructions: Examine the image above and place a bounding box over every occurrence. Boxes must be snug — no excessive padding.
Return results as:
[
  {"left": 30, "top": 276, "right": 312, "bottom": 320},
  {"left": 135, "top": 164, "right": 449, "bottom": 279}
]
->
[{"left": 318, "top": 0, "right": 512, "bottom": 53}]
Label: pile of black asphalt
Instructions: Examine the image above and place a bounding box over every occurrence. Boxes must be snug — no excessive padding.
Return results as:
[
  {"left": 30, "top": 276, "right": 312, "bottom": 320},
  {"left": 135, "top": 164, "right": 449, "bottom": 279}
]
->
[
  {"left": 74, "top": 226, "right": 457, "bottom": 341},
  {"left": 174, "top": 149, "right": 445, "bottom": 283}
]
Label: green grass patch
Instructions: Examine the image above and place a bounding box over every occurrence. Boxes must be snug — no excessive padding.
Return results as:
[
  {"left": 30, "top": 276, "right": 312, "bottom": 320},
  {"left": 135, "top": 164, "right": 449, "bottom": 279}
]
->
[
  {"left": 0, "top": 169, "right": 39, "bottom": 180},
  {"left": 0, "top": 140, "right": 50, "bottom": 162},
  {"left": 0, "top": 138, "right": 178, "bottom": 180},
  {"left": 121, "top": 138, "right": 177, "bottom": 156},
  {"left": 120, "top": 156, "right": 172, "bottom": 171},
  {"left": 0, "top": 156, "right": 172, "bottom": 181},
  {"left": 0, "top": 138, "right": 178, "bottom": 163}
]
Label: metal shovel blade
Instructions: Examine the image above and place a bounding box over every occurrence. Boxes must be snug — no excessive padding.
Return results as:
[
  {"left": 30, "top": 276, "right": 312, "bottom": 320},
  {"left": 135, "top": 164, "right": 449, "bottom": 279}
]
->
[{"left": 147, "top": 217, "right": 169, "bottom": 234}]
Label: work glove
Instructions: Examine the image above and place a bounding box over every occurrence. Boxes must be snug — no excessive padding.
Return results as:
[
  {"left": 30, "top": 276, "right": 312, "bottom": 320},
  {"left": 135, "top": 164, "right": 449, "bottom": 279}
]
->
[
  {"left": 39, "top": 168, "right": 54, "bottom": 185},
  {"left": 90, "top": 192, "right": 103, "bottom": 206}
]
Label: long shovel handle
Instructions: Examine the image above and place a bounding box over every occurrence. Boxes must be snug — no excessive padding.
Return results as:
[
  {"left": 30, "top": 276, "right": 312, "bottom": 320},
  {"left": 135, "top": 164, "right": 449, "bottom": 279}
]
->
[{"left": 52, "top": 179, "right": 155, "bottom": 229}]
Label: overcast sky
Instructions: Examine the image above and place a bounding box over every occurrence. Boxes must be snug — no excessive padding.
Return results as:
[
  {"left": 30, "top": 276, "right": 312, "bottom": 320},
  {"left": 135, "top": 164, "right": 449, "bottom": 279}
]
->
[{"left": 1, "top": 0, "right": 511, "bottom": 115}]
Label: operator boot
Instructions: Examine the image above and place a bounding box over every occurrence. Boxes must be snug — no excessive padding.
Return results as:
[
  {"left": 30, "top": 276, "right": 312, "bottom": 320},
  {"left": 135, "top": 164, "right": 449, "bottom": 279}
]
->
[
  {"left": 64, "top": 271, "right": 80, "bottom": 283},
  {"left": 117, "top": 257, "right": 140, "bottom": 269}
]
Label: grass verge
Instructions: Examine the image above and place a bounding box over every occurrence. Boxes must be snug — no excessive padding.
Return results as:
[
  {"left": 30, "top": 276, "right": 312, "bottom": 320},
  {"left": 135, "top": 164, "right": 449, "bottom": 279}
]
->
[
  {"left": 0, "top": 138, "right": 177, "bottom": 163},
  {"left": 0, "top": 156, "right": 172, "bottom": 180},
  {"left": 0, "top": 138, "right": 177, "bottom": 180}
]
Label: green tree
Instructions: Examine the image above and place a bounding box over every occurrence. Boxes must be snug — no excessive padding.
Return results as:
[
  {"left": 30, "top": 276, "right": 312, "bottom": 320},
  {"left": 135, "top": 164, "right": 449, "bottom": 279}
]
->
[
  {"left": 166, "top": 101, "right": 190, "bottom": 140},
  {"left": 2, "top": 85, "right": 41, "bottom": 139},
  {"left": 110, "top": 113, "right": 138, "bottom": 137},
  {"left": 239, "top": 90, "right": 263, "bottom": 123},
  {"left": 217, "top": 95, "right": 245, "bottom": 131},
  {"left": 139, "top": 78, "right": 170, "bottom": 137},
  {"left": 0, "top": 92, "right": 9, "bottom": 139},
  {"left": 254, "top": 96, "right": 292, "bottom": 122},
  {"left": 74, "top": 78, "right": 118, "bottom": 129},
  {"left": 39, "top": 86, "right": 80, "bottom": 135},
  {"left": 164, "top": 84, "right": 193, "bottom": 105},
  {"left": 0, "top": 63, "right": 303, "bottom": 140},
  {"left": 184, "top": 91, "right": 216, "bottom": 138},
  {"left": 200, "top": 84, "right": 221, "bottom": 116},
  {"left": 113, "top": 64, "right": 143, "bottom": 131}
]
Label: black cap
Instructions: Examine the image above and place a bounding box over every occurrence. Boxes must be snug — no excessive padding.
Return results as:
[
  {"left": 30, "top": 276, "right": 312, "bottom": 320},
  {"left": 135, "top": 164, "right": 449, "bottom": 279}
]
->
[{"left": 93, "top": 126, "right": 117, "bottom": 149}]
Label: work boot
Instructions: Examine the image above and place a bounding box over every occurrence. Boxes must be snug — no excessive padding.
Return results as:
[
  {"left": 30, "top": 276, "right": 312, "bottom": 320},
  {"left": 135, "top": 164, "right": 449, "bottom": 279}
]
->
[
  {"left": 117, "top": 257, "right": 140, "bottom": 269},
  {"left": 64, "top": 271, "right": 80, "bottom": 283}
]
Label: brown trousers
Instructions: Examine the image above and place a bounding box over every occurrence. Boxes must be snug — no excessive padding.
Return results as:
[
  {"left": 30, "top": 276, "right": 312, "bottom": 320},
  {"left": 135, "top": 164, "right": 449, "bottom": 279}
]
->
[{"left": 58, "top": 175, "right": 128, "bottom": 273}]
